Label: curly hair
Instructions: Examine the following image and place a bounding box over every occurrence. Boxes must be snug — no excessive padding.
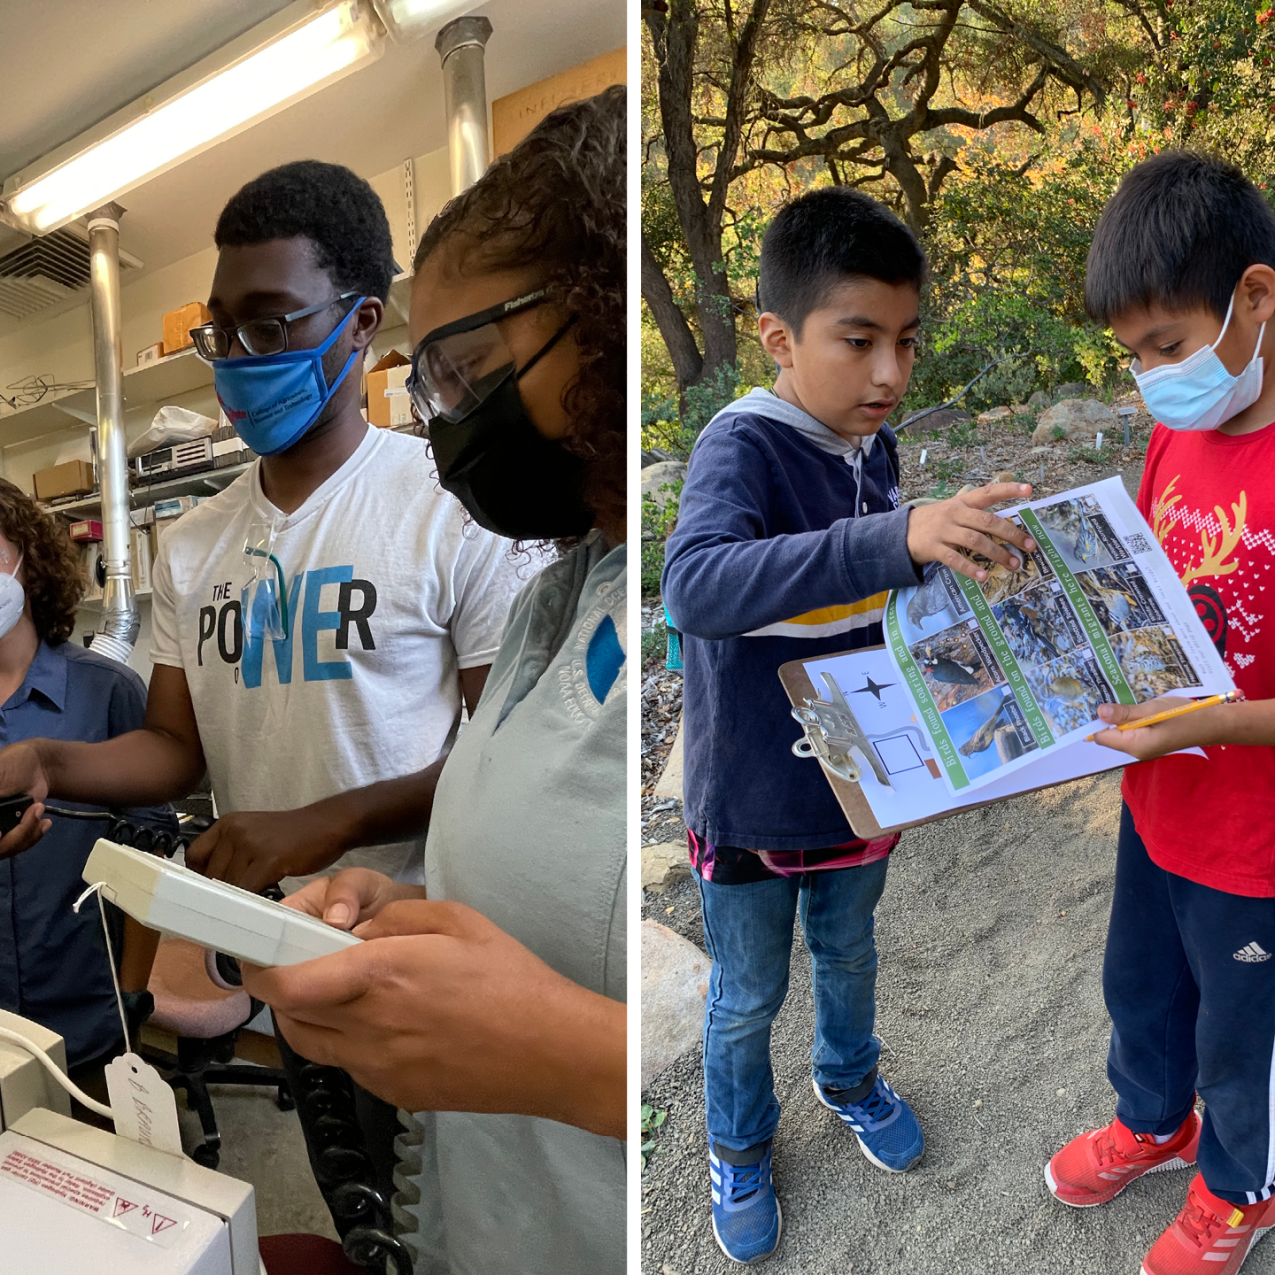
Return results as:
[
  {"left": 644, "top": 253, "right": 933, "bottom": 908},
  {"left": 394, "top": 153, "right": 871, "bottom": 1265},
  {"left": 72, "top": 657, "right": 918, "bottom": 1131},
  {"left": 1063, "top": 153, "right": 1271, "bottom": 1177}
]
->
[
  {"left": 413, "top": 85, "right": 626, "bottom": 541},
  {"left": 216, "top": 160, "right": 395, "bottom": 302},
  {"left": 0, "top": 479, "right": 85, "bottom": 644}
]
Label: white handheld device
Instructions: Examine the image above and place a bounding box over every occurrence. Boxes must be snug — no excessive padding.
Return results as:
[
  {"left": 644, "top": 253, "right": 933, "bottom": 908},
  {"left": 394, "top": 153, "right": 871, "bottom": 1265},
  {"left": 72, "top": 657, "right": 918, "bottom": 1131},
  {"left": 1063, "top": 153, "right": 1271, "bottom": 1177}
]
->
[{"left": 83, "top": 838, "right": 361, "bottom": 967}]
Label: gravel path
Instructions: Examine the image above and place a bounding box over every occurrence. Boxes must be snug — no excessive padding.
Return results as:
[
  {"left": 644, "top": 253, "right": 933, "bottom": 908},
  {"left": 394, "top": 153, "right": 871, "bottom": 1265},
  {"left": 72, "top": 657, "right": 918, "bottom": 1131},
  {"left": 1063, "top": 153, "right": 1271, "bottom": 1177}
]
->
[{"left": 640, "top": 774, "right": 1229, "bottom": 1275}]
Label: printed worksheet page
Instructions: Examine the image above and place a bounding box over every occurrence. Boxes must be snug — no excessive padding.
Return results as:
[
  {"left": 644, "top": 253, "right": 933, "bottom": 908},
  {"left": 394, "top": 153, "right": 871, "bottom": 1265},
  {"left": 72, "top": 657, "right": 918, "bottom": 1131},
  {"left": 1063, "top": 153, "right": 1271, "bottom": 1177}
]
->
[{"left": 882, "top": 476, "right": 1232, "bottom": 795}]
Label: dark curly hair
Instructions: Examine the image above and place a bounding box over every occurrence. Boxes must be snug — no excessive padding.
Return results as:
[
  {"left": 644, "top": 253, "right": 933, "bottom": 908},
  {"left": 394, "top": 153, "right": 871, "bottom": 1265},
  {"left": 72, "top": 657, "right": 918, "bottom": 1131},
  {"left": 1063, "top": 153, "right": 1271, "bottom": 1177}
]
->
[
  {"left": 0, "top": 479, "right": 84, "bottom": 644},
  {"left": 413, "top": 85, "right": 626, "bottom": 541},
  {"left": 215, "top": 160, "right": 395, "bottom": 302}
]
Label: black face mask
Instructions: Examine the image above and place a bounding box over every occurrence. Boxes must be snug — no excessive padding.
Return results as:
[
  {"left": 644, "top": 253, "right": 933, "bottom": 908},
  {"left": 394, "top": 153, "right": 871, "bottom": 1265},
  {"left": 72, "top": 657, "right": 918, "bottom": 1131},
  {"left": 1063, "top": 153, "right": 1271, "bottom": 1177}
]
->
[{"left": 426, "top": 321, "right": 595, "bottom": 540}]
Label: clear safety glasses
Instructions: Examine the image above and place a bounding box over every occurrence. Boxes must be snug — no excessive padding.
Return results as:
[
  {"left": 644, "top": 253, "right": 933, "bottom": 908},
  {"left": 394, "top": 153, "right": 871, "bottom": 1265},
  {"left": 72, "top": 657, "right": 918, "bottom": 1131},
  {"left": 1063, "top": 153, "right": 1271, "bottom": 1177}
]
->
[{"left": 406, "top": 287, "right": 554, "bottom": 425}]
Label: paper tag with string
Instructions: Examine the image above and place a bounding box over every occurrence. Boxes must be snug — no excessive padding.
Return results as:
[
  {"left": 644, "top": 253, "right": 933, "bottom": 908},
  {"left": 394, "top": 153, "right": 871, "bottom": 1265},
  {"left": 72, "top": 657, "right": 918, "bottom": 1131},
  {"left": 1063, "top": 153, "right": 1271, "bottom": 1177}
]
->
[
  {"left": 73, "top": 880, "right": 182, "bottom": 1155},
  {"left": 104, "top": 1052, "right": 183, "bottom": 1154}
]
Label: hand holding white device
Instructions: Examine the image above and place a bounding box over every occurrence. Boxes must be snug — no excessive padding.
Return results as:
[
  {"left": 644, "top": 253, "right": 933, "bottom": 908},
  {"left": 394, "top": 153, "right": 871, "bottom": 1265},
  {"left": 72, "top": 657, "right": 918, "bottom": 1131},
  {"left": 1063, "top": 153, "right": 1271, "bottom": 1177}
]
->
[{"left": 82, "top": 838, "right": 361, "bottom": 967}]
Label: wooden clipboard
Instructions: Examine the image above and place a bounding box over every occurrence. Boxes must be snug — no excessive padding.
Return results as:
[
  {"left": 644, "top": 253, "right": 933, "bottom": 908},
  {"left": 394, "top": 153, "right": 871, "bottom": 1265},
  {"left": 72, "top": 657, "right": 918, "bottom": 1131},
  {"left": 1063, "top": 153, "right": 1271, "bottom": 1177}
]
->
[{"left": 778, "top": 644, "right": 1116, "bottom": 837}]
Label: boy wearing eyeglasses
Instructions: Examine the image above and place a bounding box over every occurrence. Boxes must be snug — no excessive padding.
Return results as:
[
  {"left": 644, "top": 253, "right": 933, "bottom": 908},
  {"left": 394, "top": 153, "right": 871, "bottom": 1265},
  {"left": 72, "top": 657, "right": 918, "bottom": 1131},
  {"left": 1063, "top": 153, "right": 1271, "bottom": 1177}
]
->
[
  {"left": 0, "top": 159, "right": 530, "bottom": 889},
  {"left": 0, "top": 160, "right": 533, "bottom": 1220}
]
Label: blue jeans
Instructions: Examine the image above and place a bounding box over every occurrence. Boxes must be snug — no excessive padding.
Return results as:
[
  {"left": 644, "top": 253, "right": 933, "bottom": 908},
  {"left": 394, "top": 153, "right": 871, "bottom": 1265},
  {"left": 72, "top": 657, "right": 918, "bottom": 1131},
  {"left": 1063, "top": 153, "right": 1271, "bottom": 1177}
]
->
[{"left": 697, "top": 856, "right": 889, "bottom": 1153}]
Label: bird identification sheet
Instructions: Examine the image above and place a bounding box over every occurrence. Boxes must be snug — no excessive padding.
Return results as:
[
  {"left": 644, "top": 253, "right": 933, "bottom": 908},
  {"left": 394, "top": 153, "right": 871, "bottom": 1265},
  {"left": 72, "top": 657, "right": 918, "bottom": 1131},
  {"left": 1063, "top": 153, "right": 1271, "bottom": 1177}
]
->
[{"left": 872, "top": 475, "right": 1233, "bottom": 796}]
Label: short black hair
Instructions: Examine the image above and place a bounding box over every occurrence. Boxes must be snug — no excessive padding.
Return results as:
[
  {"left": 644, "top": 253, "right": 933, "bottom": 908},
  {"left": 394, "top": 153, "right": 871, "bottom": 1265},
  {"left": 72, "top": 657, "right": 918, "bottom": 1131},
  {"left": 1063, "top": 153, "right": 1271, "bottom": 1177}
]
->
[
  {"left": 758, "top": 187, "right": 925, "bottom": 336},
  {"left": 1085, "top": 150, "right": 1275, "bottom": 326},
  {"left": 215, "top": 160, "right": 395, "bottom": 302}
]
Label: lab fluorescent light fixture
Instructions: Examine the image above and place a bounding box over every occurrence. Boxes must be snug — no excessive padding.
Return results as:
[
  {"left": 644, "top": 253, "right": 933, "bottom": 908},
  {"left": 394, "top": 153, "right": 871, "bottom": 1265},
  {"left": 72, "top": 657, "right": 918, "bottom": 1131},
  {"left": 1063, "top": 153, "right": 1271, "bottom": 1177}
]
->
[
  {"left": 370, "top": 0, "right": 477, "bottom": 41},
  {"left": 1, "top": 0, "right": 383, "bottom": 236}
]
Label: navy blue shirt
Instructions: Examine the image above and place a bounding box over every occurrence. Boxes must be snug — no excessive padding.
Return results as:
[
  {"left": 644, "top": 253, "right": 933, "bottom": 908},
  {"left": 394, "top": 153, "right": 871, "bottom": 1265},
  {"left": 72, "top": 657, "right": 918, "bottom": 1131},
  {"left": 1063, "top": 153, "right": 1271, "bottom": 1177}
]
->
[
  {"left": 663, "top": 392, "right": 923, "bottom": 851},
  {"left": 0, "top": 641, "right": 176, "bottom": 1066}
]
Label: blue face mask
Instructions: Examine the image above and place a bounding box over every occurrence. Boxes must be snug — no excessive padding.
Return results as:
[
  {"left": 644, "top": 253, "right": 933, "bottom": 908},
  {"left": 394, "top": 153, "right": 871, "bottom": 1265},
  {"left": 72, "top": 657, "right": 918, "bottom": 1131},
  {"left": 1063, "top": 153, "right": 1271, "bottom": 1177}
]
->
[
  {"left": 214, "top": 299, "right": 364, "bottom": 456},
  {"left": 1130, "top": 291, "right": 1266, "bottom": 432}
]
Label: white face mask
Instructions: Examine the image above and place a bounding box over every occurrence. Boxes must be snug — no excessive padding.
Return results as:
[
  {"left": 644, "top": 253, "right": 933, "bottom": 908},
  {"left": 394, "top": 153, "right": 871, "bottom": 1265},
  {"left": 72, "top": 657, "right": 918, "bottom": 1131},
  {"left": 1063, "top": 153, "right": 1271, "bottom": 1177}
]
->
[
  {"left": 0, "top": 554, "right": 26, "bottom": 641},
  {"left": 1130, "top": 292, "right": 1266, "bottom": 432}
]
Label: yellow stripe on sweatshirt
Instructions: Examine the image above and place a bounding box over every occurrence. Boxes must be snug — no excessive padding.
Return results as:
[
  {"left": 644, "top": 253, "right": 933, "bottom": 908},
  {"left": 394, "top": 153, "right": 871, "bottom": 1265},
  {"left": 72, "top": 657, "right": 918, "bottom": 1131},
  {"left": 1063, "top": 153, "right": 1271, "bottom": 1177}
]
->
[{"left": 744, "top": 591, "right": 889, "bottom": 639}]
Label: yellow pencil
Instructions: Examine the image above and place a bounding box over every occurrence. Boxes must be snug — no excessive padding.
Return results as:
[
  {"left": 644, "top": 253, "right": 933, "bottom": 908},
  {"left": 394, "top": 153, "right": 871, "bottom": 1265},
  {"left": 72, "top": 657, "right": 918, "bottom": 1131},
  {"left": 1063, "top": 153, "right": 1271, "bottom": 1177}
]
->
[{"left": 1084, "top": 689, "right": 1243, "bottom": 740}]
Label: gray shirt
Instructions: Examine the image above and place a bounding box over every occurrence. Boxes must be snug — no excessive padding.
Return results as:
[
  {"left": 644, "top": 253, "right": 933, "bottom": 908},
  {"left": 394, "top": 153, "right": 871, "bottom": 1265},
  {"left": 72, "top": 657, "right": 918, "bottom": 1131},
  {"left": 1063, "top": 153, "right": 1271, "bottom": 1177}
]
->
[{"left": 402, "top": 531, "right": 627, "bottom": 1275}]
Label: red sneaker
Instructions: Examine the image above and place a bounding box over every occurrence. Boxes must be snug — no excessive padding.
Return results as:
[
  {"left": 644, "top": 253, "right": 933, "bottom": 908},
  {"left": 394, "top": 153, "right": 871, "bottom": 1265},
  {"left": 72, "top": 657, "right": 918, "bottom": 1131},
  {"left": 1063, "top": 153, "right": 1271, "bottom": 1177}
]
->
[
  {"left": 1045, "top": 1112, "right": 1201, "bottom": 1208},
  {"left": 1142, "top": 1173, "right": 1275, "bottom": 1275}
]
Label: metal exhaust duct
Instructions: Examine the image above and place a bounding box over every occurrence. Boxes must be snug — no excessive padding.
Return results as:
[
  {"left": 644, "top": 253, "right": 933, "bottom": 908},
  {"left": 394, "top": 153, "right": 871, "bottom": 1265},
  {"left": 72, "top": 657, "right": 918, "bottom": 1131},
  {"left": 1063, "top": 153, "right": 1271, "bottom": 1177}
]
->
[
  {"left": 85, "top": 204, "right": 137, "bottom": 665},
  {"left": 435, "top": 16, "right": 492, "bottom": 195}
]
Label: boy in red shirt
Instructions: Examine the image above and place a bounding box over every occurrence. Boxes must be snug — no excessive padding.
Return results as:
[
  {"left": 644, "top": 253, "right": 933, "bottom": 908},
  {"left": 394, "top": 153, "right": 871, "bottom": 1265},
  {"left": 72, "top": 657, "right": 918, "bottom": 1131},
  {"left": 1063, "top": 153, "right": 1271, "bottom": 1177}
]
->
[{"left": 1044, "top": 151, "right": 1275, "bottom": 1275}]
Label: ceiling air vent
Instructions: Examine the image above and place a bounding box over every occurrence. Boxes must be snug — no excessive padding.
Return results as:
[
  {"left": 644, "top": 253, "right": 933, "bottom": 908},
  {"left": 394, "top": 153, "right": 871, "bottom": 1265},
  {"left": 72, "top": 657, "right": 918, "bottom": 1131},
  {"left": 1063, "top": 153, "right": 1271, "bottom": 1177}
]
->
[{"left": 0, "top": 226, "right": 140, "bottom": 322}]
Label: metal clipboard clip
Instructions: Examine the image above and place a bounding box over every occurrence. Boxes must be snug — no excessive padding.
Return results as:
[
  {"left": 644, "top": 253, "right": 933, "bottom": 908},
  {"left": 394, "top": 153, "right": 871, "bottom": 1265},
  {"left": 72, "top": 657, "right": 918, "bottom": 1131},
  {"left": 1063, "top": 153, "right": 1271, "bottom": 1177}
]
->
[{"left": 791, "top": 671, "right": 895, "bottom": 791}]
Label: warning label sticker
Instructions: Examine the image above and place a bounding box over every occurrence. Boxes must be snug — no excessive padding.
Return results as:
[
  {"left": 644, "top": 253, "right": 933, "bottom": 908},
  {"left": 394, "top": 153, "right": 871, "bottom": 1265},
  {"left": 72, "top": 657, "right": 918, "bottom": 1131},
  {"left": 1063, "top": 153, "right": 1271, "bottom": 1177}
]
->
[{"left": 0, "top": 1147, "right": 188, "bottom": 1248}]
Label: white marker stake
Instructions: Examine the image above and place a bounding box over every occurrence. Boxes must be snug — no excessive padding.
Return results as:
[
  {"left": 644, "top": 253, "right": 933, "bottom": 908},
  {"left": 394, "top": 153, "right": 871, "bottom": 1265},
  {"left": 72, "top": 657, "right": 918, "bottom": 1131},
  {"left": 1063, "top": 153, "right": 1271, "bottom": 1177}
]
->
[
  {"left": 1096, "top": 431, "right": 1104, "bottom": 451},
  {"left": 920, "top": 448, "right": 928, "bottom": 466}
]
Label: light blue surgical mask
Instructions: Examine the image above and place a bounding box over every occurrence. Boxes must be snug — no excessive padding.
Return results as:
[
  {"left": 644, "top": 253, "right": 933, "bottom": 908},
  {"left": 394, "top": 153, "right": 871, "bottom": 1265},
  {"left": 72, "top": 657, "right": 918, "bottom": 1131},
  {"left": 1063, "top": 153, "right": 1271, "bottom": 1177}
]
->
[
  {"left": 213, "top": 299, "right": 364, "bottom": 456},
  {"left": 1130, "top": 292, "right": 1266, "bottom": 432}
]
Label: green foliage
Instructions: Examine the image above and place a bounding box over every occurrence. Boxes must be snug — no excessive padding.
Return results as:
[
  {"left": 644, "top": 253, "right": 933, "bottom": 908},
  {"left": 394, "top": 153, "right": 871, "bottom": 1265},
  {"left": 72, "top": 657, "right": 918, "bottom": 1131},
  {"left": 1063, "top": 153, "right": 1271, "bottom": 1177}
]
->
[
  {"left": 641, "top": 365, "right": 742, "bottom": 459},
  {"left": 929, "top": 457, "right": 965, "bottom": 484},
  {"left": 1068, "top": 444, "right": 1108, "bottom": 466},
  {"left": 641, "top": 1103, "right": 667, "bottom": 1171},
  {"left": 902, "top": 140, "right": 1131, "bottom": 419},
  {"left": 641, "top": 480, "right": 682, "bottom": 597},
  {"left": 642, "top": 616, "right": 667, "bottom": 668}
]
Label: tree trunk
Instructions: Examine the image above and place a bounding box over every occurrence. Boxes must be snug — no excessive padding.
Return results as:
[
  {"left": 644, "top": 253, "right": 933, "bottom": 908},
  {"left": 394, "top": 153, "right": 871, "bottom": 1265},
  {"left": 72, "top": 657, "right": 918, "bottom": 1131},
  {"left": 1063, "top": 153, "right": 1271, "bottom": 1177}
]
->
[
  {"left": 641, "top": 233, "right": 704, "bottom": 397},
  {"left": 647, "top": 1, "right": 741, "bottom": 383}
]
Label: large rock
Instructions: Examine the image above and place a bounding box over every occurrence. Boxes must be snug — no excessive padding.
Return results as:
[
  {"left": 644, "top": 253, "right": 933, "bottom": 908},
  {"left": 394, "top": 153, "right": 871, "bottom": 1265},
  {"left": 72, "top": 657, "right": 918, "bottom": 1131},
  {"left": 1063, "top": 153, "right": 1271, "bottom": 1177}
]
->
[
  {"left": 643, "top": 842, "right": 692, "bottom": 893},
  {"left": 642, "top": 921, "right": 710, "bottom": 1088},
  {"left": 976, "top": 405, "right": 1012, "bottom": 425},
  {"left": 1027, "top": 389, "right": 1050, "bottom": 410},
  {"left": 641, "top": 461, "right": 687, "bottom": 509},
  {"left": 1054, "top": 381, "right": 1091, "bottom": 400},
  {"left": 1031, "top": 398, "right": 1117, "bottom": 446},
  {"left": 898, "top": 406, "right": 970, "bottom": 432}
]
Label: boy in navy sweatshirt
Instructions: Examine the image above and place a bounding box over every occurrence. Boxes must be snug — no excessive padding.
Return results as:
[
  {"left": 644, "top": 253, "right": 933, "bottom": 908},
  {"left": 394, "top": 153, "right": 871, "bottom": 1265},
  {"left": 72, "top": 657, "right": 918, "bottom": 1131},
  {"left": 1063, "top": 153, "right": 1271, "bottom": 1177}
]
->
[{"left": 663, "top": 187, "right": 1037, "bottom": 1264}]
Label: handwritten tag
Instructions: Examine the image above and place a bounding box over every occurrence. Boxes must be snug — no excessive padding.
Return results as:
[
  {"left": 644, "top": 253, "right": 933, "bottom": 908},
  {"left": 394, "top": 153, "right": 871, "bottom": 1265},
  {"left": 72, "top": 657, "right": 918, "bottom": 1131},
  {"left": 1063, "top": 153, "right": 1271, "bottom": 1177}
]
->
[{"left": 105, "top": 1053, "right": 182, "bottom": 1156}]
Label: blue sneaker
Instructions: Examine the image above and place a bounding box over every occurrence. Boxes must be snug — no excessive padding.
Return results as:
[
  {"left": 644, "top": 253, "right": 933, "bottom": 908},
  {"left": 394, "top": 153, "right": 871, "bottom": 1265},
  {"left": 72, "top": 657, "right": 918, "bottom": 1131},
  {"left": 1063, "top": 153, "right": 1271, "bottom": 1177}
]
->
[
  {"left": 813, "top": 1072, "right": 924, "bottom": 1172},
  {"left": 709, "top": 1142, "right": 782, "bottom": 1264}
]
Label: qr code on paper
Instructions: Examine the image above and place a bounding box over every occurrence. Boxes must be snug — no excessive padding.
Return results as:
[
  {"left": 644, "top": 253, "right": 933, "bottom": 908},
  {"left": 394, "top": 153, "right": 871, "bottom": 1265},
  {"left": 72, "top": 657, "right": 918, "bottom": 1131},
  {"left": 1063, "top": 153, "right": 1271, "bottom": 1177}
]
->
[{"left": 1125, "top": 533, "right": 1152, "bottom": 555}]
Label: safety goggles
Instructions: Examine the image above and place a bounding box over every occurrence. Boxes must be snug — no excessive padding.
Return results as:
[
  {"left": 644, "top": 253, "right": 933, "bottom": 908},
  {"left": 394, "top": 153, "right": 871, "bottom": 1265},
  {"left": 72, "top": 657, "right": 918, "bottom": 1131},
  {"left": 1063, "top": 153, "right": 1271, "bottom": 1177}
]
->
[
  {"left": 190, "top": 292, "right": 360, "bottom": 360},
  {"left": 406, "top": 287, "right": 558, "bottom": 425}
]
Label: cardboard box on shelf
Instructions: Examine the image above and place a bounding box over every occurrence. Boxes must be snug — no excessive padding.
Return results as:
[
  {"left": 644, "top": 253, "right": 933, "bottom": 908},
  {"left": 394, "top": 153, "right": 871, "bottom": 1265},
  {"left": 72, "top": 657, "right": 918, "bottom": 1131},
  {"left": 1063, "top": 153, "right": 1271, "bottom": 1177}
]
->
[
  {"left": 492, "top": 48, "right": 625, "bottom": 155},
  {"left": 365, "top": 350, "right": 412, "bottom": 429},
  {"left": 33, "top": 461, "right": 95, "bottom": 503},
  {"left": 136, "top": 342, "right": 164, "bottom": 368},
  {"left": 152, "top": 495, "right": 200, "bottom": 520},
  {"left": 151, "top": 517, "right": 182, "bottom": 556},
  {"left": 161, "top": 302, "right": 212, "bottom": 356},
  {"left": 68, "top": 519, "right": 103, "bottom": 543}
]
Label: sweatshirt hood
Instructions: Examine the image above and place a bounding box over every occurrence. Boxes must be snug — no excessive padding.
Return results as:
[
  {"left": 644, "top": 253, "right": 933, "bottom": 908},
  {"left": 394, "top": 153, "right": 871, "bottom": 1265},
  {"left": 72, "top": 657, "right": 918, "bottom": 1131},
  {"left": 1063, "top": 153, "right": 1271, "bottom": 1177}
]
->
[{"left": 707, "top": 386, "right": 876, "bottom": 460}]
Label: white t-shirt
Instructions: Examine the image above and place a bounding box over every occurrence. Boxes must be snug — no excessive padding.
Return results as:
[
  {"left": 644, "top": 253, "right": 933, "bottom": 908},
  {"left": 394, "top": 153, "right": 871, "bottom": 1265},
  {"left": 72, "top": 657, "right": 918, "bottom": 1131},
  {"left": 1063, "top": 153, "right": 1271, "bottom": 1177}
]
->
[{"left": 150, "top": 426, "right": 536, "bottom": 876}]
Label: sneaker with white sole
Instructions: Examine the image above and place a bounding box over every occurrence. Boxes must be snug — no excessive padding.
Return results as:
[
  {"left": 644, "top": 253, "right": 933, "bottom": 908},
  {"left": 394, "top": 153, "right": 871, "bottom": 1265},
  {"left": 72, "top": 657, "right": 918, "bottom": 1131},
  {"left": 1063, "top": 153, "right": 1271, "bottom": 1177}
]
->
[
  {"left": 1045, "top": 1111, "right": 1201, "bottom": 1208},
  {"left": 709, "top": 1142, "right": 781, "bottom": 1265},
  {"left": 1141, "top": 1173, "right": 1275, "bottom": 1275},
  {"left": 813, "top": 1071, "right": 924, "bottom": 1172}
]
